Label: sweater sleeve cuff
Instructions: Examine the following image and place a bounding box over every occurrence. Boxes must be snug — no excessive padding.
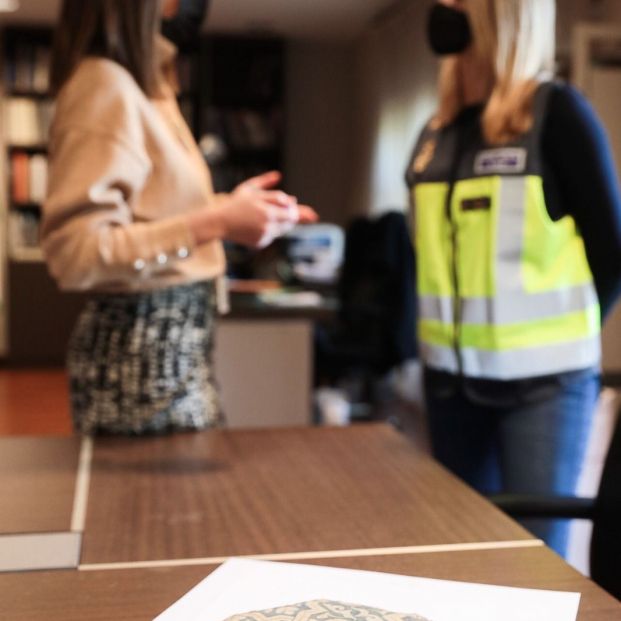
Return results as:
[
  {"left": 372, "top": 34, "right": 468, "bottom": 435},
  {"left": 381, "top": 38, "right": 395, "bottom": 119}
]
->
[{"left": 131, "top": 215, "right": 196, "bottom": 274}]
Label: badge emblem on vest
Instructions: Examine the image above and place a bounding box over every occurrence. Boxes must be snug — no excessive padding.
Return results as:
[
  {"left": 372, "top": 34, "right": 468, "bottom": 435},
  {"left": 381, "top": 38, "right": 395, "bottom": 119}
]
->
[
  {"left": 413, "top": 139, "right": 437, "bottom": 174},
  {"left": 474, "top": 148, "right": 527, "bottom": 175}
]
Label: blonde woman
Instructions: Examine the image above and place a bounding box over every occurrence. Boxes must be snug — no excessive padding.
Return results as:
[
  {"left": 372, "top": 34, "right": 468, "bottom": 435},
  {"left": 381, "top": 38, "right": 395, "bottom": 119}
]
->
[
  {"left": 407, "top": 0, "right": 621, "bottom": 556},
  {"left": 42, "top": 0, "right": 316, "bottom": 436}
]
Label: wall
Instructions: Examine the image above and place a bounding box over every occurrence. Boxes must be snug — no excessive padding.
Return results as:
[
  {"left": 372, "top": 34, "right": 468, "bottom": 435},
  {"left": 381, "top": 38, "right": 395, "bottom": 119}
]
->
[
  {"left": 284, "top": 41, "right": 356, "bottom": 226},
  {"left": 348, "top": 0, "right": 435, "bottom": 219},
  {"left": 283, "top": 1, "right": 435, "bottom": 225},
  {"left": 557, "top": 0, "right": 596, "bottom": 55},
  {"left": 599, "top": 0, "right": 621, "bottom": 21}
]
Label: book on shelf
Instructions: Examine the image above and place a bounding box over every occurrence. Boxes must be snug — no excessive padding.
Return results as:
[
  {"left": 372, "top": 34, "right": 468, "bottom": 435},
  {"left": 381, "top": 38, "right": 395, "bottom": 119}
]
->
[
  {"left": 9, "top": 210, "right": 41, "bottom": 252},
  {"left": 10, "top": 152, "right": 48, "bottom": 204},
  {"left": 210, "top": 163, "right": 273, "bottom": 193},
  {"left": 10, "top": 151, "right": 29, "bottom": 203},
  {"left": 5, "top": 97, "right": 54, "bottom": 146},
  {"left": 14, "top": 43, "right": 32, "bottom": 91},
  {"left": 28, "top": 154, "right": 48, "bottom": 204},
  {"left": 32, "top": 46, "right": 51, "bottom": 93},
  {"left": 176, "top": 55, "right": 193, "bottom": 94},
  {"left": 6, "top": 41, "right": 51, "bottom": 93},
  {"left": 240, "top": 110, "right": 278, "bottom": 149},
  {"left": 205, "top": 107, "right": 280, "bottom": 151}
]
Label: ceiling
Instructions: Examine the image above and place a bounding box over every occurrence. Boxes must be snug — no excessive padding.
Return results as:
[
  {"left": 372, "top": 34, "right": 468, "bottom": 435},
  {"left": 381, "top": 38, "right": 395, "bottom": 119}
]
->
[{"left": 0, "top": 0, "right": 401, "bottom": 40}]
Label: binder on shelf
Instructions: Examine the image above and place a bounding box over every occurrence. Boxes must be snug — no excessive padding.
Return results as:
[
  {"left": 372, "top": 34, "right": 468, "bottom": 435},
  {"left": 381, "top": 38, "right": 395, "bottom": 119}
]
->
[
  {"left": 9, "top": 210, "right": 41, "bottom": 256},
  {"left": 32, "top": 46, "right": 51, "bottom": 93},
  {"left": 14, "top": 43, "right": 33, "bottom": 91},
  {"left": 208, "top": 108, "right": 279, "bottom": 151},
  {"left": 11, "top": 152, "right": 30, "bottom": 203},
  {"left": 28, "top": 154, "right": 48, "bottom": 204},
  {"left": 10, "top": 152, "right": 48, "bottom": 204},
  {"left": 6, "top": 98, "right": 38, "bottom": 145},
  {"left": 6, "top": 40, "right": 51, "bottom": 93},
  {"left": 5, "top": 98, "right": 54, "bottom": 146}
]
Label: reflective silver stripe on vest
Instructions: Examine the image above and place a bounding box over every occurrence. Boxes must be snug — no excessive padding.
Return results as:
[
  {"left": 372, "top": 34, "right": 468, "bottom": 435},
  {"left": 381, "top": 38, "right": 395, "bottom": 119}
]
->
[
  {"left": 418, "top": 296, "right": 454, "bottom": 325},
  {"left": 495, "top": 177, "right": 526, "bottom": 291},
  {"left": 424, "top": 336, "right": 600, "bottom": 380},
  {"left": 420, "top": 342, "right": 459, "bottom": 374},
  {"left": 419, "top": 284, "right": 598, "bottom": 325}
]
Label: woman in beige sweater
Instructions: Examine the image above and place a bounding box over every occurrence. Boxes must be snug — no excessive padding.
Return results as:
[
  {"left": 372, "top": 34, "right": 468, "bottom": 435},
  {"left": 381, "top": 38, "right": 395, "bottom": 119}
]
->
[{"left": 42, "top": 0, "right": 316, "bottom": 435}]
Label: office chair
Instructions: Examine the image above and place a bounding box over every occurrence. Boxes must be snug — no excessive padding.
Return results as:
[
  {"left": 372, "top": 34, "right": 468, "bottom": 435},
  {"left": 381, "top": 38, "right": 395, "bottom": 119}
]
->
[
  {"left": 489, "top": 411, "right": 621, "bottom": 600},
  {"left": 314, "top": 212, "right": 417, "bottom": 419}
]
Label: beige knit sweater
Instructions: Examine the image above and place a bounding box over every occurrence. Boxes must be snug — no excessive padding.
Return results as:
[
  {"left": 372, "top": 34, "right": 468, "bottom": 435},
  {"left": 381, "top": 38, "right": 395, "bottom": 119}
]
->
[{"left": 41, "top": 38, "right": 225, "bottom": 292}]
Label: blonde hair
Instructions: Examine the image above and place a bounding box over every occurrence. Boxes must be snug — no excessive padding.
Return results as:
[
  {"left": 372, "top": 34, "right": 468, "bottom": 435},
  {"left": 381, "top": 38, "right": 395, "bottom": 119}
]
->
[{"left": 434, "top": 0, "right": 556, "bottom": 144}]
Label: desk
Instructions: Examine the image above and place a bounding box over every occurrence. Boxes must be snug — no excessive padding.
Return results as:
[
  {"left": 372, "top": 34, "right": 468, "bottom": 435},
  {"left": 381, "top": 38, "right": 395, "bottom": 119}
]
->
[
  {"left": 0, "top": 436, "right": 80, "bottom": 533},
  {"left": 82, "top": 426, "right": 531, "bottom": 564},
  {"left": 1, "top": 425, "right": 620, "bottom": 620},
  {"left": 214, "top": 293, "right": 337, "bottom": 428}
]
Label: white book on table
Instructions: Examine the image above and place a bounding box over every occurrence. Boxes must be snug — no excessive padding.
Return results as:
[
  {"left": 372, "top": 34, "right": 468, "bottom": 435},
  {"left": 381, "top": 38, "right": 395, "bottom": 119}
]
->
[{"left": 154, "top": 558, "right": 581, "bottom": 621}]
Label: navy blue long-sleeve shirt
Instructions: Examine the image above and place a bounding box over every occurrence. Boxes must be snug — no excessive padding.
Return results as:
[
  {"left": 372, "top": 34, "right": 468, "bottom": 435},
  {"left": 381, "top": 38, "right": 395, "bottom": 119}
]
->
[{"left": 542, "top": 83, "right": 621, "bottom": 320}]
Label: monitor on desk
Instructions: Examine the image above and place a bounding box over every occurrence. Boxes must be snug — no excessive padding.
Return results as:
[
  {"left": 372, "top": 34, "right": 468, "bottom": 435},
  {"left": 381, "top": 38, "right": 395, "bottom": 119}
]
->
[
  {"left": 224, "top": 224, "right": 344, "bottom": 287},
  {"left": 284, "top": 224, "right": 344, "bottom": 285}
]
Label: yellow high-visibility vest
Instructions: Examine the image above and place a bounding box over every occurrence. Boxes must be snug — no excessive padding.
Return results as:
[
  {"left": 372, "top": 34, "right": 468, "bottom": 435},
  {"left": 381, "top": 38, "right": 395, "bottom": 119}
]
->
[{"left": 406, "top": 84, "right": 600, "bottom": 380}]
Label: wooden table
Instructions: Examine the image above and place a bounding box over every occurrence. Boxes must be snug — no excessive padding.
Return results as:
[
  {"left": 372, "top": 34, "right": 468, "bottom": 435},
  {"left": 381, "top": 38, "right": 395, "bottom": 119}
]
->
[
  {"left": 1, "top": 424, "right": 619, "bottom": 620},
  {"left": 0, "top": 436, "right": 80, "bottom": 533},
  {"left": 214, "top": 292, "right": 337, "bottom": 429},
  {"left": 1, "top": 547, "right": 620, "bottom": 621},
  {"left": 81, "top": 425, "right": 532, "bottom": 565}
]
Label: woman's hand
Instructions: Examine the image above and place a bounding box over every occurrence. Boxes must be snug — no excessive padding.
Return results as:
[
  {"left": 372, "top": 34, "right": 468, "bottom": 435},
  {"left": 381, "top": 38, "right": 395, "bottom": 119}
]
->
[{"left": 188, "top": 171, "right": 318, "bottom": 248}]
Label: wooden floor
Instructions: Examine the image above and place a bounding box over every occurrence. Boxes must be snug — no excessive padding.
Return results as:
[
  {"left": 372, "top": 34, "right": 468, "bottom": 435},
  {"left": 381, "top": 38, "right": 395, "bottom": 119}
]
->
[{"left": 0, "top": 369, "right": 72, "bottom": 436}]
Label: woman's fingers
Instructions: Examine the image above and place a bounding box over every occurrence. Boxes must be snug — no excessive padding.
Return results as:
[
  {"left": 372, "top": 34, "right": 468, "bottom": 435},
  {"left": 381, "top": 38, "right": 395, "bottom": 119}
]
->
[
  {"left": 242, "top": 170, "right": 282, "bottom": 191},
  {"left": 267, "top": 204, "right": 318, "bottom": 223},
  {"left": 259, "top": 190, "right": 296, "bottom": 207},
  {"left": 238, "top": 175, "right": 318, "bottom": 228},
  {"left": 251, "top": 203, "right": 320, "bottom": 248},
  {"left": 241, "top": 180, "right": 319, "bottom": 227},
  {"left": 263, "top": 203, "right": 319, "bottom": 226},
  {"left": 297, "top": 205, "right": 319, "bottom": 223},
  {"left": 265, "top": 203, "right": 298, "bottom": 223}
]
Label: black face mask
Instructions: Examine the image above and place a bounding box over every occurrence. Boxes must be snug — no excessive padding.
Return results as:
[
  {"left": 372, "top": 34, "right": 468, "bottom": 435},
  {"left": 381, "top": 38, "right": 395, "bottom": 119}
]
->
[
  {"left": 161, "top": 0, "right": 210, "bottom": 52},
  {"left": 427, "top": 3, "right": 472, "bottom": 56}
]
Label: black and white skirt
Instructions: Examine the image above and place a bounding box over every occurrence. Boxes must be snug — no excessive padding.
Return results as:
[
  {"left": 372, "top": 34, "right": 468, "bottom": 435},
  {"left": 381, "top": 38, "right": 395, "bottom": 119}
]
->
[{"left": 67, "top": 281, "right": 224, "bottom": 435}]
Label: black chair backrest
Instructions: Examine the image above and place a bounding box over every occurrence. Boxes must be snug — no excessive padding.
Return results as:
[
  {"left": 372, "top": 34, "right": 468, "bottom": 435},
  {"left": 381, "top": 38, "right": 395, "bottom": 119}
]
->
[
  {"left": 338, "top": 212, "right": 417, "bottom": 373},
  {"left": 591, "top": 409, "right": 621, "bottom": 600}
]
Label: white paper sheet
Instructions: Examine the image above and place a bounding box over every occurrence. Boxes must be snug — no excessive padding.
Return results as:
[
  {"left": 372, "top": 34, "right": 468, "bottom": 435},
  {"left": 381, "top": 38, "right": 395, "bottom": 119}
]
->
[{"left": 154, "top": 558, "right": 581, "bottom": 621}]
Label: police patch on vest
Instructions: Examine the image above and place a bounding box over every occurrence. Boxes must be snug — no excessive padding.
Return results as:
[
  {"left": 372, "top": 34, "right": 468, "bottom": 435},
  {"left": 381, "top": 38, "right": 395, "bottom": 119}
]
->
[
  {"left": 461, "top": 196, "right": 491, "bottom": 211},
  {"left": 474, "top": 148, "right": 527, "bottom": 175}
]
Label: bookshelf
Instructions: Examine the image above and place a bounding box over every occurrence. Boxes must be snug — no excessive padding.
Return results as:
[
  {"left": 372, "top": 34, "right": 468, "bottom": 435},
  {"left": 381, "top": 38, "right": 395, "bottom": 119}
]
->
[
  {"left": 2, "top": 27, "right": 52, "bottom": 264},
  {"left": 196, "top": 36, "right": 285, "bottom": 192},
  {"left": 195, "top": 36, "right": 285, "bottom": 279},
  {"left": 0, "top": 26, "right": 85, "bottom": 363},
  {"left": 0, "top": 27, "right": 285, "bottom": 363}
]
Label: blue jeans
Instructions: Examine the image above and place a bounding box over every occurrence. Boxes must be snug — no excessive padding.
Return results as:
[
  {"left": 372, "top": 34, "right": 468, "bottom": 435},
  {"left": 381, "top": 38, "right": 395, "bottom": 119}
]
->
[{"left": 425, "top": 369, "right": 600, "bottom": 557}]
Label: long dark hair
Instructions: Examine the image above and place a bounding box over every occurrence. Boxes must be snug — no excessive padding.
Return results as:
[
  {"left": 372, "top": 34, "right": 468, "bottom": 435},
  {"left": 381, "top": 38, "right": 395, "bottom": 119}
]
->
[{"left": 50, "top": 0, "right": 160, "bottom": 96}]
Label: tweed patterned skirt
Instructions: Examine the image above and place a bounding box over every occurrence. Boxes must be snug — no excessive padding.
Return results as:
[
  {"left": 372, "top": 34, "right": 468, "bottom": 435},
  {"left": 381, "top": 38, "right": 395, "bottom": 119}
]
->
[{"left": 67, "top": 281, "right": 224, "bottom": 435}]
